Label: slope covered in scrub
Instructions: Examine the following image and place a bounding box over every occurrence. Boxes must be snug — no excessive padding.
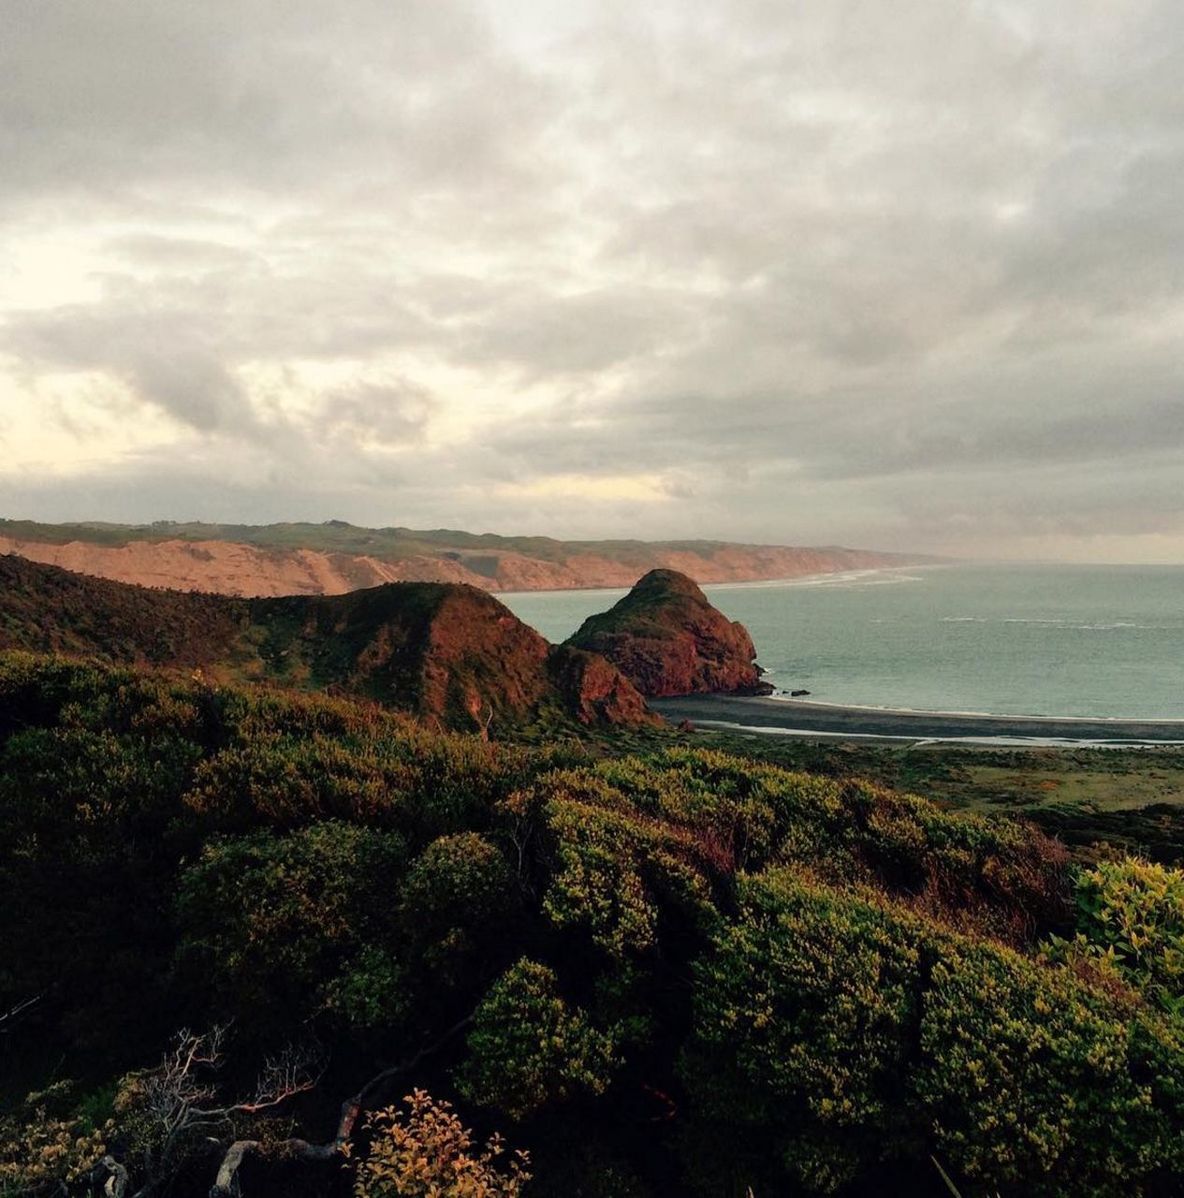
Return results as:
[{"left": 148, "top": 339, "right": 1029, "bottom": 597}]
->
[
  {"left": 4, "top": 653, "right": 1184, "bottom": 1196},
  {"left": 0, "top": 554, "right": 654, "bottom": 732}
]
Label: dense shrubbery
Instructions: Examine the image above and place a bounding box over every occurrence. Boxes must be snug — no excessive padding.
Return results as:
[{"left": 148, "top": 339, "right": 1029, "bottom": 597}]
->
[
  {"left": 175, "top": 822, "right": 409, "bottom": 1030},
  {"left": 1044, "top": 858, "right": 1184, "bottom": 1014},
  {"left": 458, "top": 959, "right": 621, "bottom": 1121},
  {"left": 686, "top": 870, "right": 1184, "bottom": 1194},
  {"left": 2, "top": 652, "right": 1184, "bottom": 1197}
]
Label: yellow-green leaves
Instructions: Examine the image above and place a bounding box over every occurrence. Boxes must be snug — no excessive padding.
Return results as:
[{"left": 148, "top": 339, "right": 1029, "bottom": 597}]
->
[{"left": 457, "top": 959, "right": 621, "bottom": 1121}]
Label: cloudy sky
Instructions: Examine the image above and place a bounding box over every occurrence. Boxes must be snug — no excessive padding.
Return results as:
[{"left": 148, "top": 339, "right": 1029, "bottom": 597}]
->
[{"left": 2, "top": 0, "right": 1182, "bottom": 560}]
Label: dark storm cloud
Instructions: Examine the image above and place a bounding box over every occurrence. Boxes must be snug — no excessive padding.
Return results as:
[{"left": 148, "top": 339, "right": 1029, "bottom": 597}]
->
[{"left": 2, "top": 0, "right": 1183, "bottom": 556}]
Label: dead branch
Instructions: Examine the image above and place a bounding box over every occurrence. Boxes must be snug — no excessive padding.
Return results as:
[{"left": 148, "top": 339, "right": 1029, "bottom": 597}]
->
[
  {"left": 119, "top": 1028, "right": 320, "bottom": 1198},
  {"left": 208, "top": 1013, "right": 474, "bottom": 1198},
  {"left": 0, "top": 992, "right": 43, "bottom": 1033}
]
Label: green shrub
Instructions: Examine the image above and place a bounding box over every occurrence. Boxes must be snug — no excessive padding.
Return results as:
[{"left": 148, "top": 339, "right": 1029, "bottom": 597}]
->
[
  {"left": 457, "top": 959, "right": 621, "bottom": 1120},
  {"left": 1063, "top": 858, "right": 1184, "bottom": 1008},
  {"left": 175, "top": 821, "right": 406, "bottom": 1026},
  {"left": 684, "top": 869, "right": 1184, "bottom": 1196},
  {"left": 915, "top": 938, "right": 1177, "bottom": 1194},
  {"left": 538, "top": 749, "right": 1069, "bottom": 944},
  {"left": 683, "top": 870, "right": 923, "bottom": 1192},
  {"left": 399, "top": 833, "right": 519, "bottom": 981}
]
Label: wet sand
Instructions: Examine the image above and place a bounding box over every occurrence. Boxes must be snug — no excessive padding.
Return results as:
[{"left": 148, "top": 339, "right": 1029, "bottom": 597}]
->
[{"left": 650, "top": 694, "right": 1184, "bottom": 745}]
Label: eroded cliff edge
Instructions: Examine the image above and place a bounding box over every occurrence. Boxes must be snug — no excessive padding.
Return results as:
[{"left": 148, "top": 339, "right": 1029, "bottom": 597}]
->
[{"left": 0, "top": 519, "right": 930, "bottom": 596}]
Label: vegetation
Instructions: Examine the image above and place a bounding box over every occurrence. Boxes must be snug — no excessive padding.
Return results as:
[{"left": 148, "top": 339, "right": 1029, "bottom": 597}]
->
[
  {"left": 3, "top": 650, "right": 1184, "bottom": 1196},
  {"left": 0, "top": 556, "right": 652, "bottom": 732},
  {"left": 677, "top": 729, "right": 1184, "bottom": 866},
  {"left": 353, "top": 1091, "right": 530, "bottom": 1198}
]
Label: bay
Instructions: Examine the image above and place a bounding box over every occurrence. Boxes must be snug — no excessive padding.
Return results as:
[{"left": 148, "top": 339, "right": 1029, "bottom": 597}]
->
[{"left": 501, "top": 563, "right": 1184, "bottom": 720}]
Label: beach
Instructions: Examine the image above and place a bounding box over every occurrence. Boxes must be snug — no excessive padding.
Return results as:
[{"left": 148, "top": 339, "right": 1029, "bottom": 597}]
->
[{"left": 650, "top": 694, "right": 1184, "bottom": 745}]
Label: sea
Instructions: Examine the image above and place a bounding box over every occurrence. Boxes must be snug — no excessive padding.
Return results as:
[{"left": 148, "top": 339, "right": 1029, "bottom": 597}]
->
[{"left": 501, "top": 563, "right": 1184, "bottom": 721}]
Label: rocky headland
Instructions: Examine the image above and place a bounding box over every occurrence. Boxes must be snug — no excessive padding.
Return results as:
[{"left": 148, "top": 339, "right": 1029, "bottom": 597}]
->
[
  {"left": 565, "top": 568, "right": 774, "bottom": 697},
  {"left": 0, "top": 555, "right": 657, "bottom": 733}
]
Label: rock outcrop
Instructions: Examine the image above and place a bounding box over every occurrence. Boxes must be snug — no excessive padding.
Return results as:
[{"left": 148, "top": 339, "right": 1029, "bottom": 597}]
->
[
  {"left": 565, "top": 568, "right": 773, "bottom": 698},
  {"left": 0, "top": 555, "right": 658, "bottom": 732}
]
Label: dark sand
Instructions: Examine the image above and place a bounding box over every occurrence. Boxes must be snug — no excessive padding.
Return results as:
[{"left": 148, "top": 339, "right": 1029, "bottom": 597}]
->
[{"left": 650, "top": 695, "right": 1184, "bottom": 745}]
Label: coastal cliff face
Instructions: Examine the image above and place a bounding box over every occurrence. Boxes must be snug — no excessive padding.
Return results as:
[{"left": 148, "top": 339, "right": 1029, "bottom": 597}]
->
[
  {"left": 0, "top": 520, "right": 924, "bottom": 597},
  {"left": 0, "top": 555, "right": 657, "bottom": 732},
  {"left": 565, "top": 568, "right": 773, "bottom": 698}
]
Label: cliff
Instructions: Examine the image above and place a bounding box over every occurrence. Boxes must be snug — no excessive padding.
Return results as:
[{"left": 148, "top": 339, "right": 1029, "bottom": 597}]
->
[
  {"left": 0, "top": 519, "right": 929, "bottom": 597},
  {"left": 565, "top": 568, "right": 773, "bottom": 697},
  {"left": 0, "top": 555, "right": 657, "bottom": 732}
]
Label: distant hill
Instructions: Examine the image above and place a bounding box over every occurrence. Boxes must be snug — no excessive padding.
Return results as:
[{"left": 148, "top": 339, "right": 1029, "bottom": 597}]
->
[
  {"left": 0, "top": 555, "right": 655, "bottom": 732},
  {"left": 0, "top": 517, "right": 932, "bottom": 597}
]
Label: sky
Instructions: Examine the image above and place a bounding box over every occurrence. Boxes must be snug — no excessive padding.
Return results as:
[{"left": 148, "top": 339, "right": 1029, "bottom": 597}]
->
[{"left": 1, "top": 0, "right": 1182, "bottom": 561}]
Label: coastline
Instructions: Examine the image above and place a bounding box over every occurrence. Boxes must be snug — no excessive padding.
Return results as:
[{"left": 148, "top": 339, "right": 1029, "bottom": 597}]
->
[
  {"left": 650, "top": 694, "right": 1184, "bottom": 746},
  {"left": 498, "top": 561, "right": 944, "bottom": 600}
]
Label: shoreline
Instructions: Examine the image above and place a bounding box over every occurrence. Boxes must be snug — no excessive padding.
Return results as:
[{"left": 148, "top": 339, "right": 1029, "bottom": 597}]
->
[
  {"left": 650, "top": 694, "right": 1184, "bottom": 746},
  {"left": 497, "top": 561, "right": 943, "bottom": 600}
]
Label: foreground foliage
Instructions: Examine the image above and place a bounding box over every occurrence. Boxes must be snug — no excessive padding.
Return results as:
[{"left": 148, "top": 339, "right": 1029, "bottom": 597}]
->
[
  {"left": 353, "top": 1090, "right": 530, "bottom": 1198},
  {"left": 2, "top": 652, "right": 1183, "bottom": 1197}
]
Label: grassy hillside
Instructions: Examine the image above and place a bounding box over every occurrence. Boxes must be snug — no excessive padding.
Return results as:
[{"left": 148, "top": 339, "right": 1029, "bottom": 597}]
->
[{"left": 4, "top": 652, "right": 1184, "bottom": 1197}]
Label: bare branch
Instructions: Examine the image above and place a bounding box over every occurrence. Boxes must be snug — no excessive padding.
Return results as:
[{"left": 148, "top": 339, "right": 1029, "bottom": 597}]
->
[
  {"left": 0, "top": 992, "right": 43, "bottom": 1033},
  {"left": 209, "top": 1013, "right": 474, "bottom": 1198},
  {"left": 233, "top": 1043, "right": 323, "bottom": 1115}
]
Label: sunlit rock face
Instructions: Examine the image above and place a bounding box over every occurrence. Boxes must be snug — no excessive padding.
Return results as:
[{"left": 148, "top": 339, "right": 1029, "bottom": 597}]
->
[
  {"left": 0, "top": 554, "right": 657, "bottom": 732},
  {"left": 565, "top": 568, "right": 773, "bottom": 698}
]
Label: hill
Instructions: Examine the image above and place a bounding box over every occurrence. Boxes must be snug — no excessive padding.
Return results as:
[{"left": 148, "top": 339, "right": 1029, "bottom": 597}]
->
[
  {"left": 0, "top": 517, "right": 929, "bottom": 596},
  {"left": 0, "top": 554, "right": 654, "bottom": 732},
  {"left": 566, "top": 568, "right": 773, "bottom": 696}
]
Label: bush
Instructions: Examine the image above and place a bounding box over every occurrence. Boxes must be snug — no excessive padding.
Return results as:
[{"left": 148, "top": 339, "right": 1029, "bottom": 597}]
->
[
  {"left": 684, "top": 869, "right": 1184, "bottom": 1196},
  {"left": 683, "top": 871, "right": 923, "bottom": 1192},
  {"left": 915, "top": 939, "right": 1179, "bottom": 1195},
  {"left": 1062, "top": 858, "right": 1184, "bottom": 1008},
  {"left": 0, "top": 1083, "right": 112, "bottom": 1196},
  {"left": 354, "top": 1090, "right": 530, "bottom": 1198},
  {"left": 457, "top": 959, "right": 621, "bottom": 1120},
  {"left": 399, "top": 833, "right": 519, "bottom": 987},
  {"left": 175, "top": 821, "right": 407, "bottom": 1026}
]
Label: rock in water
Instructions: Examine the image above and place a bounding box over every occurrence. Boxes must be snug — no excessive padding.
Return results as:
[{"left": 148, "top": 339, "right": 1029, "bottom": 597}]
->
[{"left": 565, "top": 568, "right": 773, "bottom": 697}]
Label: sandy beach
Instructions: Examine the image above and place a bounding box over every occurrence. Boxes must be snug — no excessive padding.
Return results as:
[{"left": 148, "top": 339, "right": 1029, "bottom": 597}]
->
[{"left": 650, "top": 694, "right": 1184, "bottom": 745}]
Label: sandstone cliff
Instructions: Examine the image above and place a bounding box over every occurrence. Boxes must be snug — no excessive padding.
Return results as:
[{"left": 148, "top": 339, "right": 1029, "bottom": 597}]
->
[
  {"left": 0, "top": 520, "right": 928, "bottom": 597},
  {"left": 565, "top": 568, "right": 773, "bottom": 698},
  {"left": 0, "top": 555, "right": 658, "bottom": 732}
]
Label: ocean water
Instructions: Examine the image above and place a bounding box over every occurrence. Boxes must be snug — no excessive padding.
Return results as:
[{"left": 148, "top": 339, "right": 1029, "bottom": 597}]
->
[{"left": 501, "top": 563, "right": 1184, "bottom": 720}]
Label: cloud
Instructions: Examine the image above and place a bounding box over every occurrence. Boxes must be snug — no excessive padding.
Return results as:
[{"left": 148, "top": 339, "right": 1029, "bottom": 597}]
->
[{"left": 1, "top": 0, "right": 1182, "bottom": 559}]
